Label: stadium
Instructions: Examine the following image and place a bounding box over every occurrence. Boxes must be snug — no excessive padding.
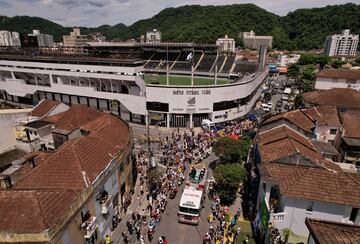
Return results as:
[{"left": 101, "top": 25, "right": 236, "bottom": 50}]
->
[{"left": 0, "top": 42, "right": 268, "bottom": 127}]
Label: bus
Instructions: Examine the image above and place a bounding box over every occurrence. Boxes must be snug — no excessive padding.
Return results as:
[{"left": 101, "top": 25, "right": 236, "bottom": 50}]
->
[{"left": 178, "top": 188, "right": 203, "bottom": 225}]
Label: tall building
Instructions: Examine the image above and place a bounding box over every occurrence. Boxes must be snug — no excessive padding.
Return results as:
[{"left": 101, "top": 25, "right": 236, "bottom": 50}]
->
[
  {"left": 324, "top": 29, "right": 359, "bottom": 57},
  {"left": 63, "top": 28, "right": 89, "bottom": 47},
  {"left": 28, "top": 30, "right": 54, "bottom": 47},
  {"left": 0, "top": 30, "right": 21, "bottom": 47},
  {"left": 240, "top": 30, "right": 273, "bottom": 50},
  {"left": 216, "top": 35, "right": 235, "bottom": 53},
  {"left": 146, "top": 29, "right": 161, "bottom": 44}
]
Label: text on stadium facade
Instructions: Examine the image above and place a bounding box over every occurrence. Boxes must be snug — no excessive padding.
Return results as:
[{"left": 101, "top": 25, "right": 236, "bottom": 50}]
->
[{"left": 173, "top": 90, "right": 211, "bottom": 95}]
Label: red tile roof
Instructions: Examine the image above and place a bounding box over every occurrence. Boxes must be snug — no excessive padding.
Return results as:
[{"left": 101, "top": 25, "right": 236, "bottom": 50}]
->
[
  {"left": 261, "top": 163, "right": 360, "bottom": 207},
  {"left": 30, "top": 99, "right": 59, "bottom": 117},
  {"left": 316, "top": 68, "right": 360, "bottom": 80},
  {"left": 306, "top": 218, "right": 360, "bottom": 244},
  {"left": 44, "top": 104, "right": 103, "bottom": 132},
  {"left": 0, "top": 189, "right": 78, "bottom": 233},
  {"left": 341, "top": 111, "right": 360, "bottom": 139},
  {"left": 302, "top": 88, "right": 360, "bottom": 109},
  {"left": 262, "top": 106, "right": 340, "bottom": 132},
  {"left": 258, "top": 126, "right": 339, "bottom": 171}
]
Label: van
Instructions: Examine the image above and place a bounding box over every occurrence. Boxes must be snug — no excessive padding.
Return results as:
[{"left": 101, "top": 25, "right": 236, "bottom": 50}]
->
[{"left": 201, "top": 119, "right": 215, "bottom": 131}]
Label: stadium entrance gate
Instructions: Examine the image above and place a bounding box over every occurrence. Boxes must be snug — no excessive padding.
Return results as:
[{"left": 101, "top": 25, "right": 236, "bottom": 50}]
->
[
  {"left": 170, "top": 114, "right": 189, "bottom": 128},
  {"left": 193, "top": 113, "right": 210, "bottom": 127}
]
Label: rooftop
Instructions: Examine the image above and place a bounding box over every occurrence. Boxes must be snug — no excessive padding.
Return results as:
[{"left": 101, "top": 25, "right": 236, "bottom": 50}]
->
[
  {"left": 340, "top": 110, "right": 360, "bottom": 139},
  {"left": 30, "top": 99, "right": 60, "bottom": 118},
  {"left": 24, "top": 120, "right": 52, "bottom": 129},
  {"left": 302, "top": 88, "right": 360, "bottom": 109},
  {"left": 261, "top": 163, "right": 360, "bottom": 207},
  {"left": 311, "top": 141, "right": 339, "bottom": 156},
  {"left": 316, "top": 68, "right": 360, "bottom": 80},
  {"left": 305, "top": 218, "right": 360, "bottom": 244},
  {"left": 0, "top": 148, "right": 27, "bottom": 173},
  {"left": 44, "top": 104, "right": 103, "bottom": 133}
]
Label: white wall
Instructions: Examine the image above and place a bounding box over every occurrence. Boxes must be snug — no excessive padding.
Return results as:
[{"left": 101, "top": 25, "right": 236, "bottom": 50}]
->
[
  {"left": 276, "top": 197, "right": 348, "bottom": 237},
  {"left": 315, "top": 125, "right": 339, "bottom": 143},
  {"left": 315, "top": 77, "right": 360, "bottom": 90},
  {"left": 0, "top": 110, "right": 29, "bottom": 150}
]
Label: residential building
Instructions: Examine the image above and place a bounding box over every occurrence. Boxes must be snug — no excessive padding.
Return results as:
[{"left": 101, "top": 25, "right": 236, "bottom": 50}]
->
[
  {"left": 240, "top": 30, "right": 273, "bottom": 50},
  {"left": 0, "top": 31, "right": 20, "bottom": 47},
  {"left": 338, "top": 110, "right": 360, "bottom": 166},
  {"left": 0, "top": 103, "right": 134, "bottom": 243},
  {"left": 314, "top": 69, "right": 360, "bottom": 90},
  {"left": 146, "top": 29, "right": 161, "bottom": 44},
  {"left": 277, "top": 54, "right": 301, "bottom": 67},
  {"left": 63, "top": 28, "right": 89, "bottom": 47},
  {"left": 323, "top": 29, "right": 359, "bottom": 57},
  {"left": 28, "top": 30, "right": 54, "bottom": 47},
  {"left": 216, "top": 35, "right": 235, "bottom": 53},
  {"left": 255, "top": 125, "right": 360, "bottom": 241}
]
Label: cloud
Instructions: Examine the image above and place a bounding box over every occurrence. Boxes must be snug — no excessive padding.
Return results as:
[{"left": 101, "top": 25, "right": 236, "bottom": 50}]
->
[{"left": 0, "top": 0, "right": 357, "bottom": 27}]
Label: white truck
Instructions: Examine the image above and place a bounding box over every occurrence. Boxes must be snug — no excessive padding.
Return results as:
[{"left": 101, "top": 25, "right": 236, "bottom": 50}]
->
[{"left": 178, "top": 188, "right": 203, "bottom": 225}]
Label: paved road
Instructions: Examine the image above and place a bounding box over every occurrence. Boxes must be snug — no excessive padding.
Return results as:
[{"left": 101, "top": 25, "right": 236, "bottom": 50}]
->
[{"left": 151, "top": 155, "right": 217, "bottom": 244}]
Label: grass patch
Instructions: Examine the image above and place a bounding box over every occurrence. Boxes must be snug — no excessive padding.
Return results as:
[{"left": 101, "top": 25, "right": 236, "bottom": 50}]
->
[
  {"left": 144, "top": 74, "right": 230, "bottom": 86},
  {"left": 237, "top": 220, "right": 256, "bottom": 244}
]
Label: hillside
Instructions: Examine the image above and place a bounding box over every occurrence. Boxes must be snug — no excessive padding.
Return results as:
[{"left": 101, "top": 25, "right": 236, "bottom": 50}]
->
[{"left": 0, "top": 3, "right": 359, "bottom": 50}]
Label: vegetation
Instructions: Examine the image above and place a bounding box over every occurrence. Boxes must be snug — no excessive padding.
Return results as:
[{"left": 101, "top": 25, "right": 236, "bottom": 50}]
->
[
  {"left": 213, "top": 164, "right": 247, "bottom": 204},
  {"left": 1, "top": 3, "right": 359, "bottom": 50},
  {"left": 213, "top": 136, "right": 251, "bottom": 164}
]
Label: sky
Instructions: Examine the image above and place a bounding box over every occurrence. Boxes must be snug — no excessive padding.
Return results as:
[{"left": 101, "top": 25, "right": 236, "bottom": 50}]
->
[{"left": 0, "top": 0, "right": 358, "bottom": 27}]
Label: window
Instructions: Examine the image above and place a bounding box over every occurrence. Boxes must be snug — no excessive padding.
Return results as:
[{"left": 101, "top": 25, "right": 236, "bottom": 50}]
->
[
  {"left": 330, "top": 129, "right": 337, "bottom": 135},
  {"left": 306, "top": 201, "right": 314, "bottom": 212},
  {"left": 350, "top": 208, "right": 359, "bottom": 224},
  {"left": 34, "top": 132, "right": 37, "bottom": 136},
  {"left": 328, "top": 140, "right": 334, "bottom": 145}
]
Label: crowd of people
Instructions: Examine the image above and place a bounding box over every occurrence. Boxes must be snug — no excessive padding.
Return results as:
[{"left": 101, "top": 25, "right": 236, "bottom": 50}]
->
[{"left": 121, "top": 117, "right": 258, "bottom": 244}]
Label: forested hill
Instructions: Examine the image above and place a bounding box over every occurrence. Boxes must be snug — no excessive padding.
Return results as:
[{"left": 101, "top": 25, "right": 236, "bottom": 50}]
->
[{"left": 0, "top": 3, "right": 359, "bottom": 50}]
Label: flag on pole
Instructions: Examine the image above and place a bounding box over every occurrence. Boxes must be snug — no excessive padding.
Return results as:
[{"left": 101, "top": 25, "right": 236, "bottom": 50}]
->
[{"left": 186, "top": 52, "right": 193, "bottom": 61}]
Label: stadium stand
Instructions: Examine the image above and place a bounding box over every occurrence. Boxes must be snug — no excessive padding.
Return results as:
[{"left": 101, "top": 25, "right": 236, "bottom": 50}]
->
[
  {"left": 212, "top": 55, "right": 225, "bottom": 72},
  {"left": 172, "top": 51, "right": 203, "bottom": 71},
  {"left": 196, "top": 52, "right": 217, "bottom": 72},
  {"left": 221, "top": 55, "right": 235, "bottom": 73},
  {"left": 233, "top": 62, "right": 258, "bottom": 74}
]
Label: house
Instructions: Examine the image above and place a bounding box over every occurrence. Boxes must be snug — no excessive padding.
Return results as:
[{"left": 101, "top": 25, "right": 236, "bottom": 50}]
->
[
  {"left": 305, "top": 218, "right": 360, "bottom": 244},
  {"left": 255, "top": 125, "right": 360, "bottom": 241},
  {"left": 314, "top": 69, "right": 360, "bottom": 90},
  {"left": 0, "top": 107, "right": 134, "bottom": 243},
  {"left": 338, "top": 110, "right": 360, "bottom": 166}
]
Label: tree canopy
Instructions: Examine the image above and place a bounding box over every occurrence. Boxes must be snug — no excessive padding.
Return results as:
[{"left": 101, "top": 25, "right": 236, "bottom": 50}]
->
[
  {"left": 214, "top": 164, "right": 247, "bottom": 205},
  {"left": 213, "top": 136, "right": 251, "bottom": 164}
]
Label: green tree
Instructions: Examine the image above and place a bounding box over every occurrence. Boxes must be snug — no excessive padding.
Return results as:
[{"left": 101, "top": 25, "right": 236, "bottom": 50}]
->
[
  {"left": 213, "top": 136, "right": 251, "bottom": 163},
  {"left": 287, "top": 64, "right": 301, "bottom": 79},
  {"left": 330, "top": 60, "right": 346, "bottom": 69},
  {"left": 214, "top": 164, "right": 247, "bottom": 204}
]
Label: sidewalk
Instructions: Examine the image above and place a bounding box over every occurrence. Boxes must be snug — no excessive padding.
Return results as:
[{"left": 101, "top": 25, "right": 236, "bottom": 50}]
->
[{"left": 111, "top": 173, "right": 149, "bottom": 244}]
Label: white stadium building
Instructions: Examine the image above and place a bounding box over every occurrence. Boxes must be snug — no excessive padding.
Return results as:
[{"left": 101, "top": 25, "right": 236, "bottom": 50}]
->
[{"left": 0, "top": 43, "right": 268, "bottom": 128}]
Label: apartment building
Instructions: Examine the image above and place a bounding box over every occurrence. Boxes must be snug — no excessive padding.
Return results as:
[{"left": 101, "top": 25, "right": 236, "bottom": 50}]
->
[{"left": 324, "top": 29, "right": 359, "bottom": 57}]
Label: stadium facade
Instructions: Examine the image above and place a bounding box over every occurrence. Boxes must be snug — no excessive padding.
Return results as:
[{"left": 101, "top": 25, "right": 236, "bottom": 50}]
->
[{"left": 0, "top": 43, "right": 268, "bottom": 128}]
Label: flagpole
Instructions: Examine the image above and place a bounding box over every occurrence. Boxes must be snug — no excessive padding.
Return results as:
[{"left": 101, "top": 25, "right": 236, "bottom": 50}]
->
[
  {"left": 191, "top": 45, "right": 194, "bottom": 86},
  {"left": 215, "top": 65, "right": 218, "bottom": 85},
  {"left": 166, "top": 45, "right": 169, "bottom": 85}
]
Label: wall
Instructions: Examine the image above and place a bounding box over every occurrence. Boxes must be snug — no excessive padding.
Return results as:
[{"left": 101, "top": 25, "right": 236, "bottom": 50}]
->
[
  {"left": 315, "top": 125, "right": 340, "bottom": 143},
  {"left": 0, "top": 109, "right": 30, "bottom": 150},
  {"left": 276, "top": 196, "right": 348, "bottom": 238},
  {"left": 315, "top": 77, "right": 360, "bottom": 90}
]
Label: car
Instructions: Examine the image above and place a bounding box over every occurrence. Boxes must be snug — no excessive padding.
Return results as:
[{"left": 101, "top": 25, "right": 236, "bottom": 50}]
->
[
  {"left": 267, "top": 101, "right": 273, "bottom": 107},
  {"left": 263, "top": 107, "right": 271, "bottom": 112}
]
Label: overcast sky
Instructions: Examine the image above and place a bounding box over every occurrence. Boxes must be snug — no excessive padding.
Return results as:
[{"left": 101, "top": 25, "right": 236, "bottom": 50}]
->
[{"left": 0, "top": 0, "right": 358, "bottom": 27}]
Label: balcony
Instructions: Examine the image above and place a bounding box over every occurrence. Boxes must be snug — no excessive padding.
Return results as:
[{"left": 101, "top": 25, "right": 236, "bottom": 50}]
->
[
  {"left": 101, "top": 195, "right": 112, "bottom": 215},
  {"left": 82, "top": 216, "right": 98, "bottom": 239}
]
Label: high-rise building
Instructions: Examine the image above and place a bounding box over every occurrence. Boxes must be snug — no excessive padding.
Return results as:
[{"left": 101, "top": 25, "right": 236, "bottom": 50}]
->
[
  {"left": 240, "top": 30, "right": 273, "bottom": 50},
  {"left": 146, "top": 29, "right": 161, "bottom": 44},
  {"left": 216, "top": 35, "right": 235, "bottom": 53},
  {"left": 324, "top": 29, "right": 359, "bottom": 57},
  {"left": 63, "top": 28, "right": 88, "bottom": 47},
  {"left": 0, "top": 31, "right": 21, "bottom": 47},
  {"left": 28, "top": 30, "right": 54, "bottom": 47}
]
